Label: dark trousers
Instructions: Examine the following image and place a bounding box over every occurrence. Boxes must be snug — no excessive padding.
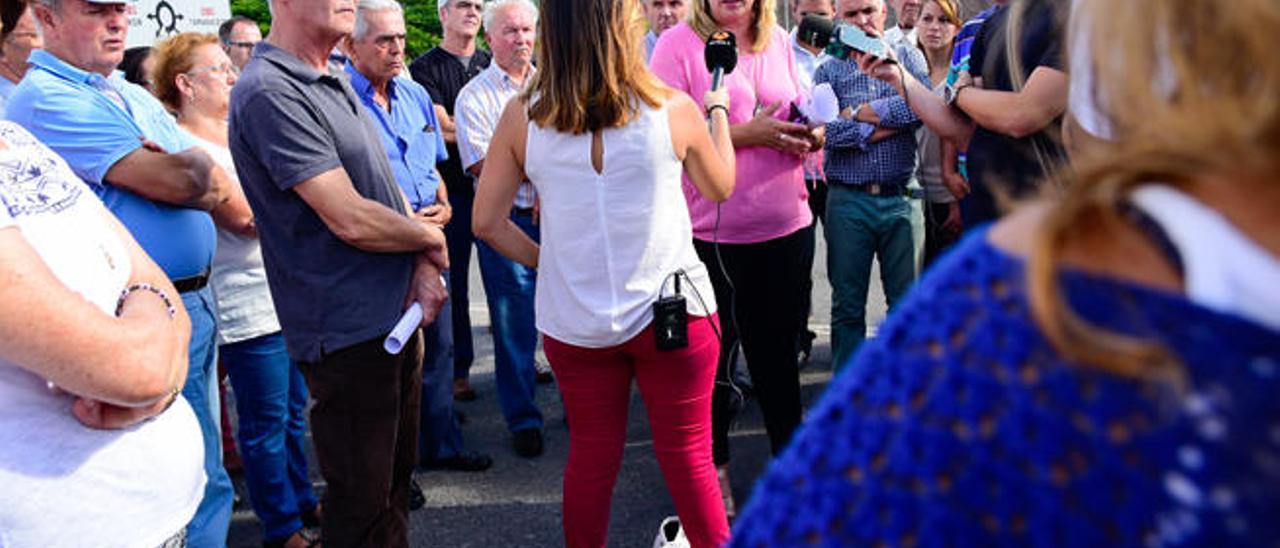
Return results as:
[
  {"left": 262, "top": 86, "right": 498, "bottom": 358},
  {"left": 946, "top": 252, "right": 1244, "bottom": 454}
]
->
[
  {"left": 695, "top": 228, "right": 812, "bottom": 465},
  {"left": 798, "top": 179, "right": 828, "bottom": 348},
  {"left": 923, "top": 200, "right": 962, "bottom": 268},
  {"left": 299, "top": 333, "right": 423, "bottom": 548},
  {"left": 444, "top": 180, "right": 476, "bottom": 380}
]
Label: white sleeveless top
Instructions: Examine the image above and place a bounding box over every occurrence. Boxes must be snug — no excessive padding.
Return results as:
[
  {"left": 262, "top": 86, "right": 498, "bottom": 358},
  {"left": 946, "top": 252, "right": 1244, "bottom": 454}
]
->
[
  {"left": 1130, "top": 185, "right": 1280, "bottom": 331},
  {"left": 525, "top": 100, "right": 717, "bottom": 348}
]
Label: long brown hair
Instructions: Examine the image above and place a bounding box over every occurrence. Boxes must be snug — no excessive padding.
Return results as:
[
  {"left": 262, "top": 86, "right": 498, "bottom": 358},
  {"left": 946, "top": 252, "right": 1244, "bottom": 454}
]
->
[
  {"left": 1028, "top": 0, "right": 1280, "bottom": 378},
  {"left": 525, "top": 0, "right": 667, "bottom": 134}
]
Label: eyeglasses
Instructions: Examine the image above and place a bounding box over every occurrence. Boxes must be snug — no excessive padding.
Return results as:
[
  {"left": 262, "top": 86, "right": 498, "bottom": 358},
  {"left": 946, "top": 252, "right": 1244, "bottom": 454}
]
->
[
  {"left": 225, "top": 40, "right": 258, "bottom": 50},
  {"left": 187, "top": 62, "right": 239, "bottom": 77}
]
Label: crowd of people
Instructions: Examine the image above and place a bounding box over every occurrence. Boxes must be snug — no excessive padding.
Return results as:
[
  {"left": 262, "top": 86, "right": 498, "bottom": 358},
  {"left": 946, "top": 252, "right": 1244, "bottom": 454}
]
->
[{"left": 0, "top": 0, "right": 1275, "bottom": 546}]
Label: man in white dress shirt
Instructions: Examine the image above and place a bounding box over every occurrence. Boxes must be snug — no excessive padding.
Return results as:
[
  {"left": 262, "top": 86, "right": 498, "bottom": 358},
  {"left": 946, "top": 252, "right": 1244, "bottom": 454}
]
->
[{"left": 454, "top": 0, "right": 546, "bottom": 459}]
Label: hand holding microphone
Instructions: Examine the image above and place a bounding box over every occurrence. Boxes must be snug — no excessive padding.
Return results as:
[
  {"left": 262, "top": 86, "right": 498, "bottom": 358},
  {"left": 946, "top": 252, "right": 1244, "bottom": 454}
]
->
[{"left": 704, "top": 30, "right": 736, "bottom": 123}]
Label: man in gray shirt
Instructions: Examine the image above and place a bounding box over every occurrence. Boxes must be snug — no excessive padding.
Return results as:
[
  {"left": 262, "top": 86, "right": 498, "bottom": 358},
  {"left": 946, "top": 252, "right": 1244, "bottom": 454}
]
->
[{"left": 228, "top": 0, "right": 448, "bottom": 544}]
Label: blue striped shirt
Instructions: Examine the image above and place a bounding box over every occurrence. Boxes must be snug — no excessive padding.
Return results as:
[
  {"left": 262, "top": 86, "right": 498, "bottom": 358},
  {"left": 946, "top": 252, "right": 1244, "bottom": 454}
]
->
[{"left": 814, "top": 42, "right": 929, "bottom": 186}]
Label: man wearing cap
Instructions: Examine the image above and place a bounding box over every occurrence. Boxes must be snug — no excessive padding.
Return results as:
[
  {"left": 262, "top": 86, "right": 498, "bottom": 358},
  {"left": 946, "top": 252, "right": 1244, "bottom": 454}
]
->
[{"left": 9, "top": 0, "right": 240, "bottom": 545}]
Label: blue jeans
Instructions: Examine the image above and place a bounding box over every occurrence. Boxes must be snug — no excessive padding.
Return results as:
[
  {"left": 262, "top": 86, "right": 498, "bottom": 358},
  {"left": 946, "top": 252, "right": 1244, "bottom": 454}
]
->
[
  {"left": 222, "top": 331, "right": 318, "bottom": 542},
  {"left": 825, "top": 185, "right": 917, "bottom": 372},
  {"left": 420, "top": 294, "right": 468, "bottom": 461},
  {"left": 181, "top": 288, "right": 234, "bottom": 548},
  {"left": 444, "top": 182, "right": 476, "bottom": 380},
  {"left": 474, "top": 210, "right": 543, "bottom": 433}
]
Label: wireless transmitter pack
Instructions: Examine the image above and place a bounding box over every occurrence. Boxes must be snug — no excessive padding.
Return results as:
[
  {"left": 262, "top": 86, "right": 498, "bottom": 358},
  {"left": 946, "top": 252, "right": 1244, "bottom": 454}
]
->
[{"left": 654, "top": 275, "right": 689, "bottom": 352}]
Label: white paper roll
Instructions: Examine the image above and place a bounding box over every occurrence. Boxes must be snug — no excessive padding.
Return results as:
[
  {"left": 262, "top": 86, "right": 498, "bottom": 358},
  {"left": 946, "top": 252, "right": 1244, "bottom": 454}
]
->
[{"left": 384, "top": 302, "right": 423, "bottom": 354}]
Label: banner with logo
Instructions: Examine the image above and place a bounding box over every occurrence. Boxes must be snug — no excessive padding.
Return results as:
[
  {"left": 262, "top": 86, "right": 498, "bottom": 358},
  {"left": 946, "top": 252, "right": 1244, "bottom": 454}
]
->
[{"left": 126, "top": 0, "right": 233, "bottom": 48}]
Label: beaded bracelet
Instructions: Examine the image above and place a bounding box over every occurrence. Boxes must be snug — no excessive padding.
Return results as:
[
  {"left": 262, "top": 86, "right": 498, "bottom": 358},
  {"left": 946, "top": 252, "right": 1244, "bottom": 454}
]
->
[
  {"left": 706, "top": 104, "right": 729, "bottom": 118},
  {"left": 115, "top": 283, "right": 177, "bottom": 318}
]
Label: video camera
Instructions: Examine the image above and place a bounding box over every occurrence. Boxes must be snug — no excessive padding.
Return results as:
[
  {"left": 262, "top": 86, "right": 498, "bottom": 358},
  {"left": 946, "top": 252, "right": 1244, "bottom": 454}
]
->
[{"left": 796, "top": 14, "right": 898, "bottom": 64}]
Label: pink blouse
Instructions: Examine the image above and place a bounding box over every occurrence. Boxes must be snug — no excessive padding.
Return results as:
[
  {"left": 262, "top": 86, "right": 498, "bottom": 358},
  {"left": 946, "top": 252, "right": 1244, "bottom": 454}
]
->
[{"left": 651, "top": 23, "right": 813, "bottom": 244}]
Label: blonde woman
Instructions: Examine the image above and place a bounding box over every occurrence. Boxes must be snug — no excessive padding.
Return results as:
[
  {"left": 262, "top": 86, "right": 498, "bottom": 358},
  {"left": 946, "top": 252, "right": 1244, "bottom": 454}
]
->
[
  {"left": 649, "top": 0, "right": 823, "bottom": 517},
  {"left": 914, "top": 0, "right": 962, "bottom": 264},
  {"left": 152, "top": 33, "right": 319, "bottom": 548},
  {"left": 731, "top": 0, "right": 1280, "bottom": 543},
  {"left": 472, "top": 0, "right": 735, "bottom": 544}
]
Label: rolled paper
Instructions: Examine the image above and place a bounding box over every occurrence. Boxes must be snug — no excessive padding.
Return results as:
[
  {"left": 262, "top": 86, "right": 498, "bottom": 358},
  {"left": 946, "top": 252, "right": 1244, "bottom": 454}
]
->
[
  {"left": 382, "top": 275, "right": 448, "bottom": 354},
  {"left": 384, "top": 302, "right": 423, "bottom": 354}
]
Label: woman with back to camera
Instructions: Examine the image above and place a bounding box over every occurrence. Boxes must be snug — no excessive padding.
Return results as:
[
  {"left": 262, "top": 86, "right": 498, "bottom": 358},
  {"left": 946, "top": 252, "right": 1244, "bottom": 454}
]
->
[
  {"left": 649, "top": 0, "right": 823, "bottom": 517},
  {"left": 151, "top": 32, "right": 320, "bottom": 548},
  {"left": 0, "top": 118, "right": 204, "bottom": 545},
  {"left": 730, "top": 0, "right": 1280, "bottom": 544},
  {"left": 472, "top": 0, "right": 735, "bottom": 545}
]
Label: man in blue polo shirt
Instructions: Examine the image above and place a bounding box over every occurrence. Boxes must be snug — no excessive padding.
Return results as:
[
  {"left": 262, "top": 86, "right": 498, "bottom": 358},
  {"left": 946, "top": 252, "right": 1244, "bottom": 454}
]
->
[
  {"left": 8, "top": 0, "right": 240, "bottom": 544},
  {"left": 344, "top": 0, "right": 492, "bottom": 476}
]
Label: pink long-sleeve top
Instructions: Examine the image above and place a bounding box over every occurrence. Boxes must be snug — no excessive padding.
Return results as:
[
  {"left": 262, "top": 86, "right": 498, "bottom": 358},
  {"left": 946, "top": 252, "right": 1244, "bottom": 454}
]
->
[{"left": 651, "top": 22, "right": 813, "bottom": 244}]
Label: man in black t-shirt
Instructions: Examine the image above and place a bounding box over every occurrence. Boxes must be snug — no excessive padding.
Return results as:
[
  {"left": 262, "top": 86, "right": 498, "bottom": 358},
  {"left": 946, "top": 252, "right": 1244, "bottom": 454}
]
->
[{"left": 409, "top": 0, "right": 491, "bottom": 402}]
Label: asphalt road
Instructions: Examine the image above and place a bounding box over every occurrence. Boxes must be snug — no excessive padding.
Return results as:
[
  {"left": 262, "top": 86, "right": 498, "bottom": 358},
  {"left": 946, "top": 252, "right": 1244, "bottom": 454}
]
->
[{"left": 228, "top": 228, "right": 891, "bottom": 547}]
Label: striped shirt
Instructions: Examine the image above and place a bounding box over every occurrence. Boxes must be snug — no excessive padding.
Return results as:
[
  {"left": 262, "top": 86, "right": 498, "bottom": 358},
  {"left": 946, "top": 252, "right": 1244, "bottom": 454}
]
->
[{"left": 455, "top": 63, "right": 537, "bottom": 208}]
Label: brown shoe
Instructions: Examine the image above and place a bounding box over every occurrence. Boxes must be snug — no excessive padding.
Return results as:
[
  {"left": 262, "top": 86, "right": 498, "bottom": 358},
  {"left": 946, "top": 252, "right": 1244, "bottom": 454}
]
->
[{"left": 453, "top": 378, "right": 477, "bottom": 401}]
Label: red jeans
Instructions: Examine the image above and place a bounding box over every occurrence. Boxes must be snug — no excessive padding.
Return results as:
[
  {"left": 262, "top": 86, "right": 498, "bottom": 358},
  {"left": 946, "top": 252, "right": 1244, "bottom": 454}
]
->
[{"left": 544, "top": 315, "right": 729, "bottom": 548}]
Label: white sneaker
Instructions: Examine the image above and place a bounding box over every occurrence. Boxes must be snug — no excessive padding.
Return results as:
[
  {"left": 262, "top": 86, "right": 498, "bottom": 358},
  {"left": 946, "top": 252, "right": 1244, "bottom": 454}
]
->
[{"left": 652, "top": 516, "right": 690, "bottom": 548}]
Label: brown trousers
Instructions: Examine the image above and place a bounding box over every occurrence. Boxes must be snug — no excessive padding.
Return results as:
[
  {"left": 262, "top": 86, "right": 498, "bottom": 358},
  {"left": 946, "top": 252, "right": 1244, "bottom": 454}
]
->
[{"left": 300, "top": 332, "right": 423, "bottom": 548}]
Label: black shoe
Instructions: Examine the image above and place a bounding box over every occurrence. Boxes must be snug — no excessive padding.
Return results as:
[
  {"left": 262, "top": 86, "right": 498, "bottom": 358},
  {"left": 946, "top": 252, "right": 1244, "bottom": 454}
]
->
[
  {"left": 534, "top": 360, "right": 554, "bottom": 384},
  {"left": 409, "top": 478, "right": 426, "bottom": 511},
  {"left": 797, "top": 329, "right": 817, "bottom": 367},
  {"left": 422, "top": 451, "right": 493, "bottom": 472},
  {"left": 300, "top": 504, "right": 321, "bottom": 528},
  {"left": 455, "top": 410, "right": 468, "bottom": 425},
  {"left": 512, "top": 428, "right": 544, "bottom": 458}
]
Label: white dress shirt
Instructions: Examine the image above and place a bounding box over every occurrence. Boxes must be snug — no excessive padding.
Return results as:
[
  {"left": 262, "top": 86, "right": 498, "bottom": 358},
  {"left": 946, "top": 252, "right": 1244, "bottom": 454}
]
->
[{"left": 455, "top": 63, "right": 538, "bottom": 208}]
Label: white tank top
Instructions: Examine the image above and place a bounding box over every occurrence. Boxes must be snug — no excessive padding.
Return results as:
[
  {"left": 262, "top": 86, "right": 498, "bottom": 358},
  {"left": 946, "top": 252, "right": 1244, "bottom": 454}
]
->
[{"left": 525, "top": 100, "right": 717, "bottom": 348}]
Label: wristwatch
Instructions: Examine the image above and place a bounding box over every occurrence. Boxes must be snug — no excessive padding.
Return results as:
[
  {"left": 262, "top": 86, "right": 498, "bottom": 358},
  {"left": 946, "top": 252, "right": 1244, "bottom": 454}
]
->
[{"left": 944, "top": 82, "right": 971, "bottom": 106}]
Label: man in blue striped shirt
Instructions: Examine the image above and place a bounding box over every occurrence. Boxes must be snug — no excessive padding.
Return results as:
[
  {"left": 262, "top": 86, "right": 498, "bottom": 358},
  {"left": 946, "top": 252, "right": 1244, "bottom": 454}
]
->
[{"left": 815, "top": 0, "right": 930, "bottom": 371}]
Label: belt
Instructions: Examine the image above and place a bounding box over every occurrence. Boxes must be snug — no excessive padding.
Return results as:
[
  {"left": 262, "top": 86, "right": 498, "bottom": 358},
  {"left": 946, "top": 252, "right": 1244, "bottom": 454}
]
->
[
  {"left": 172, "top": 270, "right": 210, "bottom": 293},
  {"left": 512, "top": 206, "right": 535, "bottom": 217},
  {"left": 831, "top": 179, "right": 915, "bottom": 198}
]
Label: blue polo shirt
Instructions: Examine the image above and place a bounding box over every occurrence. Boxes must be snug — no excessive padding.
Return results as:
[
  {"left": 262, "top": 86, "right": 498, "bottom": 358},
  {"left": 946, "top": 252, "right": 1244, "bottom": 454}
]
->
[
  {"left": 345, "top": 63, "right": 448, "bottom": 211},
  {"left": 6, "top": 50, "right": 215, "bottom": 280}
]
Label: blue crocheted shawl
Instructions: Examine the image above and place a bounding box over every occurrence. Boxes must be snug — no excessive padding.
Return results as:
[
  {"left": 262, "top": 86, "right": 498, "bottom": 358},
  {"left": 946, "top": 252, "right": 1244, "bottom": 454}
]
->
[{"left": 730, "top": 228, "right": 1280, "bottom": 547}]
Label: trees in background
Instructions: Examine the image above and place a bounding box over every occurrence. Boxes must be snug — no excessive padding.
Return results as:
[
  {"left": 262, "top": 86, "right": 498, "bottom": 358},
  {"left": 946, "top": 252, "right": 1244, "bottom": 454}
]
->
[{"left": 229, "top": 0, "right": 444, "bottom": 60}]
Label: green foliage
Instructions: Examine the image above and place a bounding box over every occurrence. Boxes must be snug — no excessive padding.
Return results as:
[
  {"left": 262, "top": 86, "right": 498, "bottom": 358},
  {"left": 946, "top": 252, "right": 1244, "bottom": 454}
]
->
[
  {"left": 227, "top": 0, "right": 444, "bottom": 60},
  {"left": 228, "top": 0, "right": 272, "bottom": 35},
  {"left": 403, "top": 0, "right": 443, "bottom": 60}
]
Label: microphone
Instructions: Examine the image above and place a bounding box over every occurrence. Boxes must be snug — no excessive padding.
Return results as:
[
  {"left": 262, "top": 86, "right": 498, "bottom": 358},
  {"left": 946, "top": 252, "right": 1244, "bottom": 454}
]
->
[
  {"left": 796, "top": 14, "right": 835, "bottom": 50},
  {"left": 704, "top": 30, "right": 737, "bottom": 91}
]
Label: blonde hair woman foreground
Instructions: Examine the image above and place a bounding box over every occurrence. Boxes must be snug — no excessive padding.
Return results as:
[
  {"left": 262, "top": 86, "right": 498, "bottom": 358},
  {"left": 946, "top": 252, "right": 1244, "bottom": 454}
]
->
[
  {"left": 471, "top": 0, "right": 735, "bottom": 545},
  {"left": 730, "top": 0, "right": 1280, "bottom": 544}
]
